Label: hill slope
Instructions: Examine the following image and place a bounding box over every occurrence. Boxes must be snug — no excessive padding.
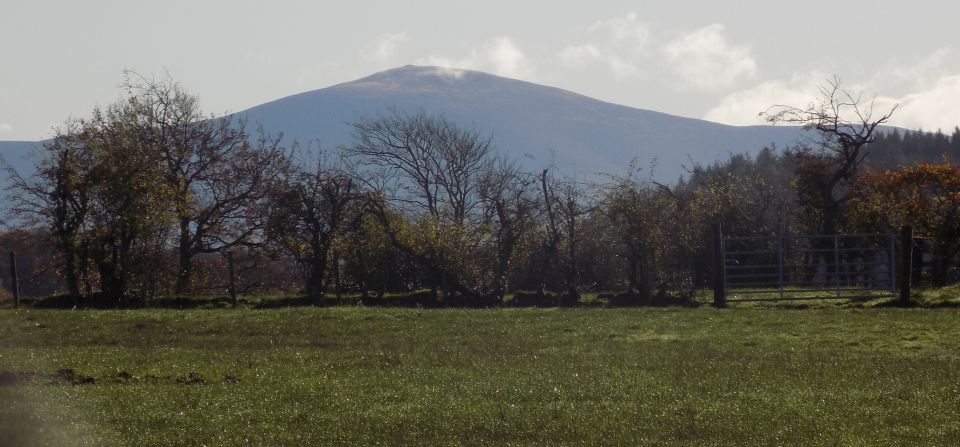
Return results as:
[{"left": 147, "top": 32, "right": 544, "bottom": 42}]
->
[
  {"left": 1, "top": 65, "right": 810, "bottom": 188},
  {"left": 0, "top": 140, "right": 40, "bottom": 183},
  {"left": 235, "top": 65, "right": 809, "bottom": 180}
]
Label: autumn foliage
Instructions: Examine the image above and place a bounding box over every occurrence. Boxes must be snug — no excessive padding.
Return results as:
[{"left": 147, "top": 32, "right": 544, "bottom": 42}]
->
[{"left": 850, "top": 161, "right": 960, "bottom": 285}]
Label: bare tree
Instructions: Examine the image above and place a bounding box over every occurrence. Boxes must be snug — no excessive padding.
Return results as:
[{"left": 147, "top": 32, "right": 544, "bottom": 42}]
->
[
  {"left": 763, "top": 77, "right": 897, "bottom": 235},
  {"left": 348, "top": 109, "right": 491, "bottom": 222},
  {"left": 4, "top": 123, "right": 94, "bottom": 304},
  {"left": 266, "top": 154, "right": 361, "bottom": 304},
  {"left": 538, "top": 169, "right": 592, "bottom": 302},
  {"left": 478, "top": 159, "right": 537, "bottom": 301},
  {"left": 346, "top": 109, "right": 494, "bottom": 302},
  {"left": 122, "top": 72, "right": 290, "bottom": 294}
]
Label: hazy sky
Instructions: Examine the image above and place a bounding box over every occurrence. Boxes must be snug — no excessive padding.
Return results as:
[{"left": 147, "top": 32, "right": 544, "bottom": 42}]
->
[{"left": 2, "top": 0, "right": 959, "bottom": 140}]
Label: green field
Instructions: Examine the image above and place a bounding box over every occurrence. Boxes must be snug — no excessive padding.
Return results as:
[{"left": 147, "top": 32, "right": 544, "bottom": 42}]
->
[{"left": 1, "top": 296, "right": 959, "bottom": 446}]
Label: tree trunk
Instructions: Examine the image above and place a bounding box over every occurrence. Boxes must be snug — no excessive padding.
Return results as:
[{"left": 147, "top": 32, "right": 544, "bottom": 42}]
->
[
  {"left": 495, "top": 239, "right": 513, "bottom": 302},
  {"left": 62, "top": 246, "right": 81, "bottom": 307},
  {"left": 227, "top": 251, "right": 238, "bottom": 307},
  {"left": 931, "top": 239, "right": 949, "bottom": 287},
  {"left": 566, "top": 215, "right": 578, "bottom": 303},
  {"left": 81, "top": 248, "right": 93, "bottom": 299},
  {"left": 360, "top": 279, "right": 369, "bottom": 300},
  {"left": 119, "top": 234, "right": 132, "bottom": 307},
  {"left": 494, "top": 202, "right": 515, "bottom": 303},
  {"left": 818, "top": 184, "right": 839, "bottom": 237},
  {"left": 538, "top": 250, "right": 551, "bottom": 298},
  {"left": 354, "top": 245, "right": 371, "bottom": 300},
  {"left": 638, "top": 259, "right": 652, "bottom": 306},
  {"left": 333, "top": 250, "right": 342, "bottom": 302},
  {"left": 440, "top": 270, "right": 450, "bottom": 304},
  {"left": 626, "top": 253, "right": 638, "bottom": 295},
  {"left": 567, "top": 218, "right": 576, "bottom": 277},
  {"left": 175, "top": 218, "right": 193, "bottom": 295},
  {"left": 306, "top": 257, "right": 326, "bottom": 306}
]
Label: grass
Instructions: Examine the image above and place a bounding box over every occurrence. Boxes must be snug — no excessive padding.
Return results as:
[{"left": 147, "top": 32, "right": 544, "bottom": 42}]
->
[{"left": 1, "top": 291, "right": 959, "bottom": 445}]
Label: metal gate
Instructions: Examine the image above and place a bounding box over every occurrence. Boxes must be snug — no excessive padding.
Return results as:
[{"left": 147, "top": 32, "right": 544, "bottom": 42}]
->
[{"left": 721, "top": 233, "right": 897, "bottom": 302}]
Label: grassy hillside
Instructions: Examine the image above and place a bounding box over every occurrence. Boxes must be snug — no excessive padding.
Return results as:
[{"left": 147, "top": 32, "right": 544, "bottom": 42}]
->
[{"left": 1, "top": 304, "right": 958, "bottom": 446}]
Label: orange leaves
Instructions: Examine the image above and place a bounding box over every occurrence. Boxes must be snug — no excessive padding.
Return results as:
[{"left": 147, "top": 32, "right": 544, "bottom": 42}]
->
[{"left": 850, "top": 162, "right": 960, "bottom": 236}]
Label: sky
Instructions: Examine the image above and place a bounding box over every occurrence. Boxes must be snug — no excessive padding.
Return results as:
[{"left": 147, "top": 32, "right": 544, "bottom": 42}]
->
[{"left": 1, "top": 0, "right": 959, "bottom": 141}]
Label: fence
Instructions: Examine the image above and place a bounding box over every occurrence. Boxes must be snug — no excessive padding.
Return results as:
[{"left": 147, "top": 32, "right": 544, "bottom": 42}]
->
[{"left": 712, "top": 225, "right": 913, "bottom": 306}]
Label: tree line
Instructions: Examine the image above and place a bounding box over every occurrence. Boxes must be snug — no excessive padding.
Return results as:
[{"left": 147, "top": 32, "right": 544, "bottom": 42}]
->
[{"left": 3, "top": 75, "right": 959, "bottom": 306}]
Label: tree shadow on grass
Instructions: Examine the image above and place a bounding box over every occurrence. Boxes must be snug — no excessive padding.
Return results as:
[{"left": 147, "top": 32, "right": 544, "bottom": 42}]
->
[
  {"left": 18, "top": 290, "right": 708, "bottom": 310},
  {"left": 25, "top": 293, "right": 235, "bottom": 310}
]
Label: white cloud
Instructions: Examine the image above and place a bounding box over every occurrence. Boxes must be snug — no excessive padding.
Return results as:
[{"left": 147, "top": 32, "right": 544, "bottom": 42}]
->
[
  {"left": 484, "top": 37, "right": 530, "bottom": 79},
  {"left": 559, "top": 15, "right": 757, "bottom": 90},
  {"left": 558, "top": 12, "right": 652, "bottom": 79},
  {"left": 886, "top": 74, "right": 960, "bottom": 131},
  {"left": 704, "top": 72, "right": 825, "bottom": 125},
  {"left": 705, "top": 55, "right": 960, "bottom": 132},
  {"left": 421, "top": 37, "right": 536, "bottom": 80},
  {"left": 361, "top": 32, "right": 409, "bottom": 63},
  {"left": 587, "top": 12, "right": 651, "bottom": 48},
  {"left": 0, "top": 123, "right": 12, "bottom": 132},
  {"left": 663, "top": 24, "right": 758, "bottom": 91},
  {"left": 558, "top": 44, "right": 601, "bottom": 68},
  {"left": 868, "top": 49, "right": 954, "bottom": 93}
]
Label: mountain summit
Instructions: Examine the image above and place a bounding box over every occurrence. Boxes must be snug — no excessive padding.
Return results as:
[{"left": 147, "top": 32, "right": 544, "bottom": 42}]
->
[
  {"left": 2, "top": 66, "right": 809, "bottom": 185},
  {"left": 235, "top": 65, "right": 808, "bottom": 180}
]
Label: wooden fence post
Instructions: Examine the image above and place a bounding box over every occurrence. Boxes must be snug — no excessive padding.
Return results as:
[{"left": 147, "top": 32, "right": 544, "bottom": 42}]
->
[
  {"left": 227, "top": 251, "right": 238, "bottom": 308},
  {"left": 899, "top": 226, "right": 913, "bottom": 306},
  {"left": 9, "top": 251, "right": 20, "bottom": 307},
  {"left": 712, "top": 222, "right": 726, "bottom": 308}
]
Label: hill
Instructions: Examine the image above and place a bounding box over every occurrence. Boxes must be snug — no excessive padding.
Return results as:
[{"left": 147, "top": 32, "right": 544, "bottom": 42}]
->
[
  {"left": 235, "top": 65, "right": 809, "bottom": 181},
  {"left": 1, "top": 65, "right": 811, "bottom": 188}
]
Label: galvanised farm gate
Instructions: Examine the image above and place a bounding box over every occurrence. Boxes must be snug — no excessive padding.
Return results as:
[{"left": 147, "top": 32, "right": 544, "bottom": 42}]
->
[{"left": 712, "top": 227, "right": 912, "bottom": 306}]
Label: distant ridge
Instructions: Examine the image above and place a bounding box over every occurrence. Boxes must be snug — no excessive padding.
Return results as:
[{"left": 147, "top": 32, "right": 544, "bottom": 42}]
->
[
  {"left": 1, "top": 65, "right": 811, "bottom": 187},
  {"left": 0, "top": 141, "right": 41, "bottom": 185},
  {"left": 234, "top": 65, "right": 809, "bottom": 180}
]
